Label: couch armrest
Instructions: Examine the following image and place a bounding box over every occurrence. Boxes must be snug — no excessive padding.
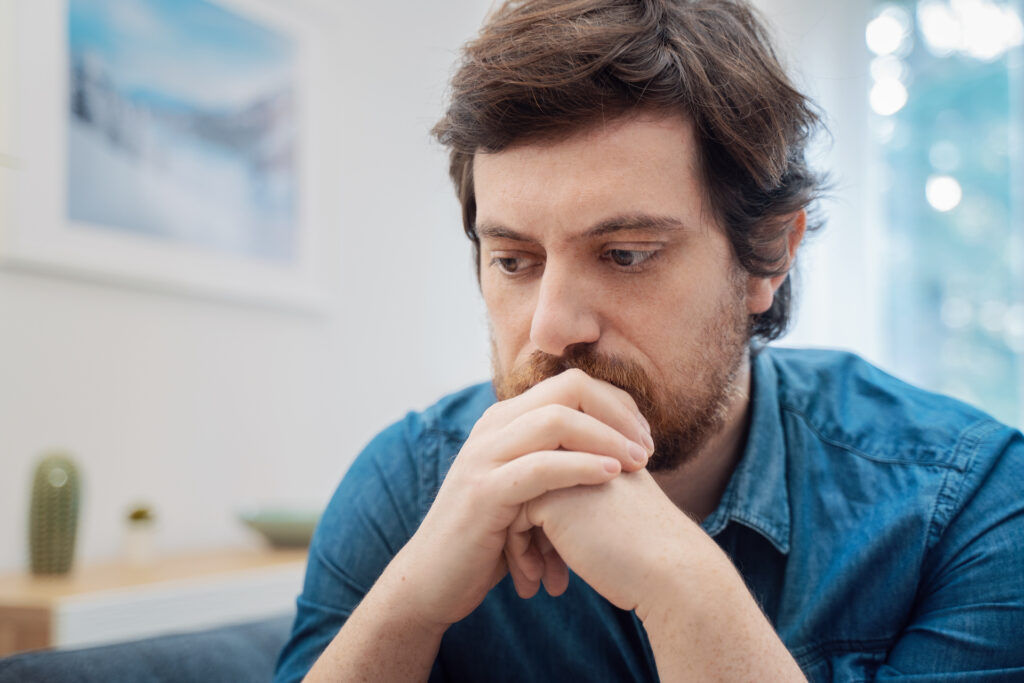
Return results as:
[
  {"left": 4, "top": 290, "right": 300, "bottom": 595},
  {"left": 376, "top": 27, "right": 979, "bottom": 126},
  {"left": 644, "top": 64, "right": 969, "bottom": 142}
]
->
[{"left": 0, "top": 614, "right": 293, "bottom": 683}]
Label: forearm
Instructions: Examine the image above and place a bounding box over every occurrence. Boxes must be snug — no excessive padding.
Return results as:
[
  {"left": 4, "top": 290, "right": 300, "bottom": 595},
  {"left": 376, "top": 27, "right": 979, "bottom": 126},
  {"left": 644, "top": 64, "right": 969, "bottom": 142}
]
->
[
  {"left": 638, "top": 533, "right": 804, "bottom": 682},
  {"left": 304, "top": 553, "right": 447, "bottom": 683}
]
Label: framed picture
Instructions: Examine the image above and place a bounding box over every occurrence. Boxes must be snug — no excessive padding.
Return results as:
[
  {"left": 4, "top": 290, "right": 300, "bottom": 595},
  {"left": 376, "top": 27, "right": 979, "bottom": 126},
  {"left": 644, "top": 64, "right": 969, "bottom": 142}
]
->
[{"left": 0, "top": 0, "right": 329, "bottom": 310}]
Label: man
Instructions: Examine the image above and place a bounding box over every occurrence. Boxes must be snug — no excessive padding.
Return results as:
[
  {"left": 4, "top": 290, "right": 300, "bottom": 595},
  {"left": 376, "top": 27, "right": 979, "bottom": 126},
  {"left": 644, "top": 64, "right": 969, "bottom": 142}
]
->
[{"left": 275, "top": 1, "right": 1024, "bottom": 680}]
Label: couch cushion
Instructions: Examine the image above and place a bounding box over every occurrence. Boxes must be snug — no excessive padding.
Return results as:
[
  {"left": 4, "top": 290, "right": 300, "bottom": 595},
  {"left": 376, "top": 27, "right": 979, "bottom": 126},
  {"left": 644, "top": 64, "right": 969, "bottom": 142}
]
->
[{"left": 0, "top": 614, "right": 293, "bottom": 683}]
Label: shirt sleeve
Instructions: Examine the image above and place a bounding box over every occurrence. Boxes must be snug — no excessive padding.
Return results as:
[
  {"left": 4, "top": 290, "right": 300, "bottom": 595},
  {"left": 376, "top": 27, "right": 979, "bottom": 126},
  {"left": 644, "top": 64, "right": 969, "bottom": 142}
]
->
[
  {"left": 875, "top": 425, "right": 1024, "bottom": 681},
  {"left": 272, "top": 412, "right": 434, "bottom": 683}
]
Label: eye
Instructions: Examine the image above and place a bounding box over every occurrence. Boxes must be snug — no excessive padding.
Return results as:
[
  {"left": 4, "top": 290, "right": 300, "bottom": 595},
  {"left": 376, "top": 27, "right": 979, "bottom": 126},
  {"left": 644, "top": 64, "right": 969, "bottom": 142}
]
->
[
  {"left": 604, "top": 249, "right": 659, "bottom": 270},
  {"left": 492, "top": 257, "right": 521, "bottom": 273},
  {"left": 488, "top": 254, "right": 541, "bottom": 276}
]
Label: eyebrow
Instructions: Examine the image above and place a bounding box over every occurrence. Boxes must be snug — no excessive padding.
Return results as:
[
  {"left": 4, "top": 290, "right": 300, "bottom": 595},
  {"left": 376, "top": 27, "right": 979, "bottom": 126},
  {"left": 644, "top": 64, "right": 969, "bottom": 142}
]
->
[{"left": 475, "top": 213, "right": 686, "bottom": 243}]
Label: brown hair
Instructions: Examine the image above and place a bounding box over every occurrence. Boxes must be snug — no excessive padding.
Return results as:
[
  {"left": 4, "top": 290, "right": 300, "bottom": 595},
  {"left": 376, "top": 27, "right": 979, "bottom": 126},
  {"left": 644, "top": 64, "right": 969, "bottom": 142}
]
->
[{"left": 432, "top": 0, "right": 826, "bottom": 341}]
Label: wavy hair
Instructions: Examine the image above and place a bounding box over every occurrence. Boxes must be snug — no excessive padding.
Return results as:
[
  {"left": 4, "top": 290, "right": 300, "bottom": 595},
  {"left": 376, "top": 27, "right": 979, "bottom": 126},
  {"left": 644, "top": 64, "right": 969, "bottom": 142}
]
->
[{"left": 433, "top": 0, "right": 826, "bottom": 341}]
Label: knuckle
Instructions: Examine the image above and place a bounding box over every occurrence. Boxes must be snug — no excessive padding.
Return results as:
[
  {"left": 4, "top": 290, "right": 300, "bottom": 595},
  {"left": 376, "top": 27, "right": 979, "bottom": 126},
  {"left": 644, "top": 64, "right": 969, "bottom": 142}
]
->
[
  {"left": 550, "top": 371, "right": 585, "bottom": 404},
  {"left": 479, "top": 403, "right": 501, "bottom": 424},
  {"left": 522, "top": 456, "right": 550, "bottom": 481},
  {"left": 474, "top": 402, "right": 506, "bottom": 432},
  {"left": 521, "top": 457, "right": 541, "bottom": 479},
  {"left": 536, "top": 404, "right": 569, "bottom": 431},
  {"left": 458, "top": 430, "right": 491, "bottom": 461},
  {"left": 563, "top": 367, "right": 588, "bottom": 386}
]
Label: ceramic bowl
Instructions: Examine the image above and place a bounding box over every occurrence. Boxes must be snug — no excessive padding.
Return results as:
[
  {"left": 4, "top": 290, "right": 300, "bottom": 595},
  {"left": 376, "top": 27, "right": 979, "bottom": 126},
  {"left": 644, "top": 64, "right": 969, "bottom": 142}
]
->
[{"left": 239, "top": 508, "right": 320, "bottom": 548}]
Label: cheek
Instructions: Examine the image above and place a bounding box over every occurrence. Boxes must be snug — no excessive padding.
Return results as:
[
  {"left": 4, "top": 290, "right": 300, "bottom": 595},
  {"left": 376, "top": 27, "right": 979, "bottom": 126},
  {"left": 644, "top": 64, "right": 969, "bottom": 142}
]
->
[
  {"left": 614, "top": 280, "right": 720, "bottom": 369},
  {"left": 482, "top": 279, "right": 517, "bottom": 329},
  {"left": 482, "top": 281, "right": 535, "bottom": 353}
]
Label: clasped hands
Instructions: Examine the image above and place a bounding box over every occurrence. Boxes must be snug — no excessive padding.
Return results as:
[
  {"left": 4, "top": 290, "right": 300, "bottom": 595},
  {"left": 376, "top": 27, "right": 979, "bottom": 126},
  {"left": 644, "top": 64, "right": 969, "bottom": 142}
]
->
[{"left": 393, "top": 368, "right": 694, "bottom": 630}]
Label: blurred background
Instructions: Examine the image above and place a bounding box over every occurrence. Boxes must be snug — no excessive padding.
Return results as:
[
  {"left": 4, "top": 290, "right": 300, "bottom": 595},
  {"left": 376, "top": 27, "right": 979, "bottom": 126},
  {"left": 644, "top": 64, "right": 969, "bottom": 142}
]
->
[{"left": 0, "top": 0, "right": 1020, "bottom": 602}]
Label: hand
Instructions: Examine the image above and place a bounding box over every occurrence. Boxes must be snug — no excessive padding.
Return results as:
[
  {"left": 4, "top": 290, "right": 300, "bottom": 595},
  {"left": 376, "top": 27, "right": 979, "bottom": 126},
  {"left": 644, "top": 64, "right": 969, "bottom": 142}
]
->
[
  {"left": 521, "top": 468, "right": 707, "bottom": 616},
  {"left": 519, "top": 468, "right": 807, "bottom": 683},
  {"left": 387, "top": 369, "right": 653, "bottom": 628}
]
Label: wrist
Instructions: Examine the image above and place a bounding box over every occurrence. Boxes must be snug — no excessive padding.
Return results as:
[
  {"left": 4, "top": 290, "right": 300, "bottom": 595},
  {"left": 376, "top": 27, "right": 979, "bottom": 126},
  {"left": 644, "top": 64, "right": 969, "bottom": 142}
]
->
[
  {"left": 634, "top": 522, "right": 735, "bottom": 624},
  {"left": 310, "top": 547, "right": 448, "bottom": 682},
  {"left": 634, "top": 533, "right": 805, "bottom": 682},
  {"left": 374, "top": 547, "right": 453, "bottom": 639}
]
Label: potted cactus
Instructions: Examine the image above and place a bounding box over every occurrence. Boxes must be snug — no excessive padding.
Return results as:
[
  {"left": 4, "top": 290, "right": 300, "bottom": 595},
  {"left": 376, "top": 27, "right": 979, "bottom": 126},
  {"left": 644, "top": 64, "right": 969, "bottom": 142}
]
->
[{"left": 28, "top": 452, "right": 81, "bottom": 575}]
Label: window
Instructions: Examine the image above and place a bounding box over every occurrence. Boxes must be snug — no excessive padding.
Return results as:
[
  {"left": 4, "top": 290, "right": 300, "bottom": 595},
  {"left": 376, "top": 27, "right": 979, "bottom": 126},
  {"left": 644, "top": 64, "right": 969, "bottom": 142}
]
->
[{"left": 867, "top": 0, "right": 1023, "bottom": 426}]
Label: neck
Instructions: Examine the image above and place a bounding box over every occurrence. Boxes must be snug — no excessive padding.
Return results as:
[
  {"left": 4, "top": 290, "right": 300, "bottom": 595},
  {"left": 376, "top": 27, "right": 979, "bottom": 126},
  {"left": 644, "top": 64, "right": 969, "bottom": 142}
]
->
[{"left": 651, "top": 355, "right": 753, "bottom": 522}]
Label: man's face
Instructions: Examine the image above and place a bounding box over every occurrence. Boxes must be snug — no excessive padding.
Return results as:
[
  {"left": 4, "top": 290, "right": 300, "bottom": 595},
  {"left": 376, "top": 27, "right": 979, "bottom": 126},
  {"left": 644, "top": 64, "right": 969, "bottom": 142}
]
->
[{"left": 474, "top": 113, "right": 757, "bottom": 471}]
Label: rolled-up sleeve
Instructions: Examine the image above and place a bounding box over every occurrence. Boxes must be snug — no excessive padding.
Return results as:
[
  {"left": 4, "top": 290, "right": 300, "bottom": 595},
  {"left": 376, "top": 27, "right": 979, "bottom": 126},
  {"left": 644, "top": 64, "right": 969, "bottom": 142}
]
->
[
  {"left": 273, "top": 413, "right": 430, "bottom": 683},
  {"left": 876, "top": 428, "right": 1024, "bottom": 680}
]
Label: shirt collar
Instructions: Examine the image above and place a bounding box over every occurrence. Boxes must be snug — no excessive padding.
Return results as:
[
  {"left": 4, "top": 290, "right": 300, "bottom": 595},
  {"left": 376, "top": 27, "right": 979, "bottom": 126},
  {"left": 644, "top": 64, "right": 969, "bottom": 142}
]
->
[{"left": 701, "top": 348, "right": 791, "bottom": 554}]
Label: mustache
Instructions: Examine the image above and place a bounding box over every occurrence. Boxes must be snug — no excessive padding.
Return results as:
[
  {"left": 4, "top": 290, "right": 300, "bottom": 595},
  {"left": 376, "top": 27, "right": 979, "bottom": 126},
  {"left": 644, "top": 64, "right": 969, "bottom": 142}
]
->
[{"left": 493, "top": 346, "right": 658, "bottom": 418}]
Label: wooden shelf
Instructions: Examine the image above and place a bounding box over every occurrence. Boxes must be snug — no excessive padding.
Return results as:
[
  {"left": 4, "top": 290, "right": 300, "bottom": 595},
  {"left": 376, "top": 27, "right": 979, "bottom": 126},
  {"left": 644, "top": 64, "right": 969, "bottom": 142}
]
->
[{"left": 0, "top": 547, "right": 307, "bottom": 656}]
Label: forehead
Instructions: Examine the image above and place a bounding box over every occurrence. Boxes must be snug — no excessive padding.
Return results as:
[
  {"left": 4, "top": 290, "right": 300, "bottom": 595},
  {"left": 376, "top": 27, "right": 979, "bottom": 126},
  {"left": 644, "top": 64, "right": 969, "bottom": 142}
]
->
[{"left": 472, "top": 113, "right": 709, "bottom": 234}]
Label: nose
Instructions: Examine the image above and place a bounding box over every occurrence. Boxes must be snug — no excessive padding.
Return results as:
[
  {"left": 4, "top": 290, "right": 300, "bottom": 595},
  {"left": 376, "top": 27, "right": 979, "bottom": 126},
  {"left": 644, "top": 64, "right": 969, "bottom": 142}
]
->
[{"left": 529, "top": 260, "right": 600, "bottom": 356}]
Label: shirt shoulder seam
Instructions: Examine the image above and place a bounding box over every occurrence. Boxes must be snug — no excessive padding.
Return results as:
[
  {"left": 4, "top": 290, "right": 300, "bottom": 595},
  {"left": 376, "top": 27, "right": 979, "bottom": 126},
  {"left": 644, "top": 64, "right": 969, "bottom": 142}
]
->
[
  {"left": 780, "top": 403, "right": 981, "bottom": 469},
  {"left": 924, "top": 418, "right": 1005, "bottom": 549}
]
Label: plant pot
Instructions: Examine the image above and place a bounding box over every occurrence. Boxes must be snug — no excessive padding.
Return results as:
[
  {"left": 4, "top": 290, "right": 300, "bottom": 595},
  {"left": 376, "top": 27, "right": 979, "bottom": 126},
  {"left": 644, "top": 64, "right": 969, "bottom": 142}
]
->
[{"left": 124, "top": 522, "right": 157, "bottom": 566}]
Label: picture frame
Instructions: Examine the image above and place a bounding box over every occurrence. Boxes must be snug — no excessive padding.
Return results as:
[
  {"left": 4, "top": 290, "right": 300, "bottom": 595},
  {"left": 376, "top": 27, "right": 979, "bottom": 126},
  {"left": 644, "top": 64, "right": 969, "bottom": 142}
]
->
[{"left": 0, "top": 0, "right": 330, "bottom": 310}]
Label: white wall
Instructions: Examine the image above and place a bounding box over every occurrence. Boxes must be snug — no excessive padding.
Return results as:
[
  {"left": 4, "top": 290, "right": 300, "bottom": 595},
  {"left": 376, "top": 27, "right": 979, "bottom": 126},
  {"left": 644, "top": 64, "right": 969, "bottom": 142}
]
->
[
  {"left": 0, "top": 0, "right": 892, "bottom": 574},
  {"left": 0, "top": 0, "right": 493, "bottom": 572},
  {"left": 752, "top": 0, "right": 886, "bottom": 364}
]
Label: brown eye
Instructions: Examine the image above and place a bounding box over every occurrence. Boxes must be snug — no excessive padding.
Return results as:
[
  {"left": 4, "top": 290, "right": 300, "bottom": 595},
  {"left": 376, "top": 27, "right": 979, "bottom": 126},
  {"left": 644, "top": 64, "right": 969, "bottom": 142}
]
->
[
  {"left": 608, "top": 250, "right": 637, "bottom": 267},
  {"left": 488, "top": 253, "right": 542, "bottom": 277},
  {"left": 605, "top": 249, "right": 658, "bottom": 269},
  {"left": 494, "top": 257, "right": 520, "bottom": 273}
]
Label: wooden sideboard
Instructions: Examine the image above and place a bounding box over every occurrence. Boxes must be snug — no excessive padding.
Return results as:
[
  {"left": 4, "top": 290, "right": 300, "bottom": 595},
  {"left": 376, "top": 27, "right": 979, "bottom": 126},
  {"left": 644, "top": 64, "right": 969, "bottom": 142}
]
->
[{"left": 0, "top": 548, "right": 307, "bottom": 656}]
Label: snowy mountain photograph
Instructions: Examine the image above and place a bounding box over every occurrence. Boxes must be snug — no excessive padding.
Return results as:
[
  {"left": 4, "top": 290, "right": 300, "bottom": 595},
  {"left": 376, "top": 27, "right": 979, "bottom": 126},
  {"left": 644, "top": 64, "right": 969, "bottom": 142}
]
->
[{"left": 67, "top": 0, "right": 298, "bottom": 263}]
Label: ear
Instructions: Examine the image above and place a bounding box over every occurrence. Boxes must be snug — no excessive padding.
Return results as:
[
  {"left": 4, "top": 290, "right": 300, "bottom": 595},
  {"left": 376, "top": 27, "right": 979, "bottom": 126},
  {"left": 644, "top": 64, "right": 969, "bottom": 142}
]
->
[{"left": 746, "top": 210, "right": 807, "bottom": 315}]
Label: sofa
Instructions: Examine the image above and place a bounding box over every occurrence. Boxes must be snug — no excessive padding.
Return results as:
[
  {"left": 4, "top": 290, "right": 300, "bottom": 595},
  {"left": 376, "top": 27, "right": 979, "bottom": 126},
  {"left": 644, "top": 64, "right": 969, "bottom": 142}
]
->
[{"left": 0, "top": 614, "right": 293, "bottom": 683}]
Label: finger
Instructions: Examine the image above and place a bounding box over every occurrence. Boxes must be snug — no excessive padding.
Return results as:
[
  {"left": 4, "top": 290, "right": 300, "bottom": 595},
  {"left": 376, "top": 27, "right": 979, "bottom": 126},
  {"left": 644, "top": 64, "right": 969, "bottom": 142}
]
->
[
  {"left": 542, "top": 556, "right": 570, "bottom": 596},
  {"left": 483, "top": 368, "right": 652, "bottom": 452},
  {"left": 534, "top": 526, "right": 554, "bottom": 555},
  {"left": 504, "top": 545, "right": 541, "bottom": 599},
  {"left": 536, "top": 530, "right": 570, "bottom": 596},
  {"left": 490, "top": 450, "right": 621, "bottom": 507},
  {"left": 490, "top": 553, "right": 511, "bottom": 592},
  {"left": 506, "top": 512, "right": 544, "bottom": 582},
  {"left": 491, "top": 404, "right": 650, "bottom": 470}
]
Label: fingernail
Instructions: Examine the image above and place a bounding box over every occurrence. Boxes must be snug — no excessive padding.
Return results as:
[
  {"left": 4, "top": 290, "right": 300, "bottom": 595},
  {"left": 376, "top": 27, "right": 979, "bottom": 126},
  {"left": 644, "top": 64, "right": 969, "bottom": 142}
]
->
[
  {"left": 641, "top": 429, "right": 654, "bottom": 453},
  {"left": 628, "top": 441, "right": 648, "bottom": 465},
  {"left": 603, "top": 458, "right": 621, "bottom": 473}
]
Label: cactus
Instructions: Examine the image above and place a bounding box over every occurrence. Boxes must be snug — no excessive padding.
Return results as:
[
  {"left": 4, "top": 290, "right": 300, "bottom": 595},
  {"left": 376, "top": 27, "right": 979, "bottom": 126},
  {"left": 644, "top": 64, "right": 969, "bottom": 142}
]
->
[{"left": 28, "top": 452, "right": 81, "bottom": 575}]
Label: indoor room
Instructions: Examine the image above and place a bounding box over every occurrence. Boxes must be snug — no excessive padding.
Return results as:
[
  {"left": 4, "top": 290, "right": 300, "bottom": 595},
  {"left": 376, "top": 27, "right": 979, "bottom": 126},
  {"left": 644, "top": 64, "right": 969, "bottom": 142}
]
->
[{"left": 1, "top": 0, "right": 1021, "bottom": 680}]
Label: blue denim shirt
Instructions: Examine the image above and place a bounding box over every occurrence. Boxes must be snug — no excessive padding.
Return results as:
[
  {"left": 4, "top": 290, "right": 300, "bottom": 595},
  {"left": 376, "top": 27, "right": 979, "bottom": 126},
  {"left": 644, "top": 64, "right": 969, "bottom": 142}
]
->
[{"left": 275, "top": 348, "right": 1024, "bottom": 682}]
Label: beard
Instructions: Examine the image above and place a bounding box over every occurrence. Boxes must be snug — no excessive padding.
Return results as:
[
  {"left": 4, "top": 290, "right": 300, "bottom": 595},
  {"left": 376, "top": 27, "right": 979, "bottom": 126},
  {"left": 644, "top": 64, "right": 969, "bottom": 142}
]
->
[{"left": 491, "top": 276, "right": 750, "bottom": 472}]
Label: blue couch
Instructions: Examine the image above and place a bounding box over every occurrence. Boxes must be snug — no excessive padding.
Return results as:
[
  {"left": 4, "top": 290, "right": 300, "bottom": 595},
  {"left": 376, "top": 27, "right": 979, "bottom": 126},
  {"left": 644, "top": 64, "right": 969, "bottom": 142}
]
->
[{"left": 0, "top": 614, "right": 292, "bottom": 683}]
